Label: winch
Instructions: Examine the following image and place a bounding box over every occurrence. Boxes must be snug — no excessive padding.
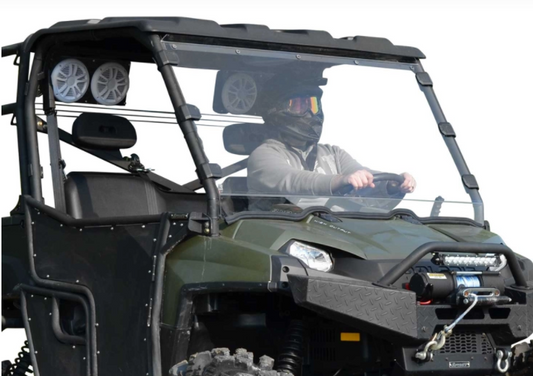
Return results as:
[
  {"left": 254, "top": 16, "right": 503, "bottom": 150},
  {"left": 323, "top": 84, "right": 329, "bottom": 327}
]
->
[{"left": 409, "top": 252, "right": 512, "bottom": 306}]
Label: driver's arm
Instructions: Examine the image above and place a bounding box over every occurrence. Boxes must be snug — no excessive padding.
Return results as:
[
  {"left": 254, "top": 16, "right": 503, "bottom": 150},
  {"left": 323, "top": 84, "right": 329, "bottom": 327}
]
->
[
  {"left": 330, "top": 170, "right": 375, "bottom": 193},
  {"left": 330, "top": 145, "right": 377, "bottom": 192},
  {"left": 332, "top": 146, "right": 416, "bottom": 194}
]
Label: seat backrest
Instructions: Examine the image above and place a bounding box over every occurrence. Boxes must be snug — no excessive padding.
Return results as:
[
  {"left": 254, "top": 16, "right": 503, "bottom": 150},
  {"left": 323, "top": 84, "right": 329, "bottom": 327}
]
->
[
  {"left": 222, "top": 177, "right": 248, "bottom": 194},
  {"left": 223, "top": 123, "right": 273, "bottom": 156},
  {"left": 65, "top": 172, "right": 166, "bottom": 219},
  {"left": 65, "top": 172, "right": 208, "bottom": 219}
]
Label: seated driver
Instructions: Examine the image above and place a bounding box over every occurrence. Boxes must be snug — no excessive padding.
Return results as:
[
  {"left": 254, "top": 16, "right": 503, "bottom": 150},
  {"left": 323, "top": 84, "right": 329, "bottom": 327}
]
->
[{"left": 247, "top": 82, "right": 416, "bottom": 197}]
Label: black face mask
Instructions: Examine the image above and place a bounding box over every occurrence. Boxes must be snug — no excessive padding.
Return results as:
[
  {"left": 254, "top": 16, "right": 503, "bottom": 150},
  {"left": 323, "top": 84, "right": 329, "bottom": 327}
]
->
[{"left": 270, "top": 110, "right": 323, "bottom": 138}]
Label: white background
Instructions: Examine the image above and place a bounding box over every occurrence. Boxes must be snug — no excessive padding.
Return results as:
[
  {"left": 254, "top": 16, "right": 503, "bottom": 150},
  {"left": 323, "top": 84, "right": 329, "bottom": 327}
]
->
[{"left": 1, "top": 0, "right": 532, "bottom": 365}]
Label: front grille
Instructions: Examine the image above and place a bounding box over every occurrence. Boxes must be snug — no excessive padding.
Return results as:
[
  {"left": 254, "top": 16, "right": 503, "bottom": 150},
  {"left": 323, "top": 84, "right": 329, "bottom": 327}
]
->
[{"left": 438, "top": 331, "right": 493, "bottom": 355}]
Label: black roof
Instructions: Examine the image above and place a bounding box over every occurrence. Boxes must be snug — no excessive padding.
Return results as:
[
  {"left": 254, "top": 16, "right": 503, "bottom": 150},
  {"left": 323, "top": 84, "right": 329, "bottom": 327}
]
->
[{"left": 30, "top": 17, "right": 424, "bottom": 60}]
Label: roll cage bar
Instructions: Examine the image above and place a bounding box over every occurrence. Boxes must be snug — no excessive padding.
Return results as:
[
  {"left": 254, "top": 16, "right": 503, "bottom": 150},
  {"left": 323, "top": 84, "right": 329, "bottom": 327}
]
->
[{"left": 2, "top": 20, "right": 484, "bottom": 236}]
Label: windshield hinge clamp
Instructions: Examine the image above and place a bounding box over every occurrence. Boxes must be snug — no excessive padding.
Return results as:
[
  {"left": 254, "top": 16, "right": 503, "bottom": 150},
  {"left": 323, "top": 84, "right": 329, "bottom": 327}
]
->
[
  {"left": 196, "top": 163, "right": 222, "bottom": 181},
  {"left": 154, "top": 49, "right": 179, "bottom": 68},
  {"left": 176, "top": 104, "right": 201, "bottom": 123},
  {"left": 416, "top": 72, "right": 433, "bottom": 87},
  {"left": 462, "top": 174, "right": 479, "bottom": 190},
  {"left": 438, "top": 122, "right": 456, "bottom": 137},
  {"left": 187, "top": 212, "right": 211, "bottom": 235}
]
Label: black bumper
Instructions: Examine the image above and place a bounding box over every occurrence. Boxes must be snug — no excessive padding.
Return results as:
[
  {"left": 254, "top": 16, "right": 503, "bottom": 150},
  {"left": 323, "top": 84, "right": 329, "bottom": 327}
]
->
[{"left": 288, "top": 274, "right": 533, "bottom": 344}]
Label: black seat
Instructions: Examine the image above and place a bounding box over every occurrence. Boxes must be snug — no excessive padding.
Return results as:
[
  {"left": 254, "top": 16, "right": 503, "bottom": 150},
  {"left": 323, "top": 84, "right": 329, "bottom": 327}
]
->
[
  {"left": 222, "top": 177, "right": 248, "bottom": 194},
  {"left": 65, "top": 172, "right": 165, "bottom": 219},
  {"left": 65, "top": 113, "right": 206, "bottom": 219},
  {"left": 222, "top": 123, "right": 272, "bottom": 194}
]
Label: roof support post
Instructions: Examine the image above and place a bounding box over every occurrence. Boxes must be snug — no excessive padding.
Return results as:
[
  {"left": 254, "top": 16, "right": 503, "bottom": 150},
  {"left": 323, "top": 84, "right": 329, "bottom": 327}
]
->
[
  {"left": 13, "top": 39, "right": 32, "bottom": 197},
  {"left": 21, "top": 42, "right": 45, "bottom": 201},
  {"left": 145, "top": 34, "right": 220, "bottom": 237},
  {"left": 43, "top": 82, "right": 67, "bottom": 213}
]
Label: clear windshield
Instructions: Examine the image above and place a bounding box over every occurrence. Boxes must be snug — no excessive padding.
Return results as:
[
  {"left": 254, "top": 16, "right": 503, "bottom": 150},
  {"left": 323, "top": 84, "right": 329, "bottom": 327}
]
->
[{"left": 166, "top": 42, "right": 480, "bottom": 222}]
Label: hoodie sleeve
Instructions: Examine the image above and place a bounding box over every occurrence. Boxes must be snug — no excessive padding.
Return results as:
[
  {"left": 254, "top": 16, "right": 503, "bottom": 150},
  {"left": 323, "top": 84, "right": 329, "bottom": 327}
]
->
[
  {"left": 247, "top": 144, "right": 336, "bottom": 195},
  {"left": 332, "top": 145, "right": 367, "bottom": 175},
  {"left": 332, "top": 146, "right": 404, "bottom": 198}
]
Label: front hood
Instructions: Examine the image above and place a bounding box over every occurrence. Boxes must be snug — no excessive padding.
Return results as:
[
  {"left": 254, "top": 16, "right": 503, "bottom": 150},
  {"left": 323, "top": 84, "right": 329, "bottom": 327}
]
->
[{"left": 228, "top": 215, "right": 504, "bottom": 260}]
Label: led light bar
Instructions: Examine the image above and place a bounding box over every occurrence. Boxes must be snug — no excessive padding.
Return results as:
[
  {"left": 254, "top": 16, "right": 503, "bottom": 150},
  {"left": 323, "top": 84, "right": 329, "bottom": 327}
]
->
[{"left": 433, "top": 253, "right": 501, "bottom": 268}]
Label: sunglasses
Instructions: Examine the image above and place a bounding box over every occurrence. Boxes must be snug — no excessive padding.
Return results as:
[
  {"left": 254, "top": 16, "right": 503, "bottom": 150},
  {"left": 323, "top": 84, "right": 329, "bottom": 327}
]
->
[{"left": 280, "top": 96, "right": 322, "bottom": 116}]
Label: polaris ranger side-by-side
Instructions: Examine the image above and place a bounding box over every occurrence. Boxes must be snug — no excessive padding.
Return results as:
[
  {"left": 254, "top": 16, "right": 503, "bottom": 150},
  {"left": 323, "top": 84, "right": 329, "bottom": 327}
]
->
[{"left": 2, "top": 17, "right": 532, "bottom": 376}]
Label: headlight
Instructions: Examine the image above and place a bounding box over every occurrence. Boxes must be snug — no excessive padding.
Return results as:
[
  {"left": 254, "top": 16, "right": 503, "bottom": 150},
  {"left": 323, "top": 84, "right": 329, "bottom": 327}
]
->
[{"left": 285, "top": 241, "right": 333, "bottom": 272}]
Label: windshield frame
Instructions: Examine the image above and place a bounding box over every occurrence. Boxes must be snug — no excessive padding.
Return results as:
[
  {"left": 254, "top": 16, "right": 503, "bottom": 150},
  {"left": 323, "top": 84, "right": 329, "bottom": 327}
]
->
[{"left": 161, "top": 39, "right": 484, "bottom": 224}]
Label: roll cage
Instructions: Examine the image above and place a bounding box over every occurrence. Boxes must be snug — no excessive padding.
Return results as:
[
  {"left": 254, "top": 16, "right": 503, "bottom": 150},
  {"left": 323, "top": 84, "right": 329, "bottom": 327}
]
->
[{"left": 1, "top": 17, "right": 484, "bottom": 238}]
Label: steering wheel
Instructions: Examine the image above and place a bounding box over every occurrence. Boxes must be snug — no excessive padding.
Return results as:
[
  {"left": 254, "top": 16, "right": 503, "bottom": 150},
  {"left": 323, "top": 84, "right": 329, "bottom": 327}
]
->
[
  {"left": 352, "top": 173, "right": 405, "bottom": 198},
  {"left": 327, "top": 172, "right": 406, "bottom": 212}
]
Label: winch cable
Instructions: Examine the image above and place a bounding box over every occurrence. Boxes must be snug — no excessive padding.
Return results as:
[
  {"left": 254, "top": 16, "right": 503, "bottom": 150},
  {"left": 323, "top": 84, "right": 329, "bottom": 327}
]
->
[{"left": 415, "top": 293, "right": 479, "bottom": 362}]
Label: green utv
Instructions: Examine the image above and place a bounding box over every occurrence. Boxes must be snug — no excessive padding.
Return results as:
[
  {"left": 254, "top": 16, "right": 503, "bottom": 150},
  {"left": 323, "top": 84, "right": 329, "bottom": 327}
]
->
[{"left": 1, "top": 17, "right": 533, "bottom": 376}]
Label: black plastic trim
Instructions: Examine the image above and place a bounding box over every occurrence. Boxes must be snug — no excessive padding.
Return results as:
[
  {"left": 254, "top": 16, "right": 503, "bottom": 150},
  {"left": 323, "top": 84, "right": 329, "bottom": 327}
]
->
[
  {"left": 196, "top": 163, "right": 222, "bottom": 181},
  {"left": 416, "top": 71, "right": 433, "bottom": 86},
  {"left": 225, "top": 205, "right": 484, "bottom": 228},
  {"left": 176, "top": 104, "right": 201, "bottom": 123},
  {"left": 154, "top": 49, "right": 180, "bottom": 67},
  {"left": 25, "top": 18, "right": 425, "bottom": 59},
  {"left": 438, "top": 122, "right": 456, "bottom": 137},
  {"left": 2, "top": 103, "right": 16, "bottom": 115},
  {"left": 462, "top": 174, "right": 479, "bottom": 190},
  {"left": 2, "top": 43, "right": 21, "bottom": 57}
]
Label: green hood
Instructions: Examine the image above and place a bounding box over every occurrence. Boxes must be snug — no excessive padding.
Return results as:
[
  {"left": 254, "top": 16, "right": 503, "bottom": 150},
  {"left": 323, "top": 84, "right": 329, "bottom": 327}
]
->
[{"left": 228, "top": 215, "right": 504, "bottom": 260}]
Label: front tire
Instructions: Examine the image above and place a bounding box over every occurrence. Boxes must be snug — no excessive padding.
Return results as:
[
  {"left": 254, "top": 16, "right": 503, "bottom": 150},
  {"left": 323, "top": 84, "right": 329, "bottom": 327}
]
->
[
  {"left": 170, "top": 348, "right": 291, "bottom": 376},
  {"left": 509, "top": 341, "right": 533, "bottom": 376}
]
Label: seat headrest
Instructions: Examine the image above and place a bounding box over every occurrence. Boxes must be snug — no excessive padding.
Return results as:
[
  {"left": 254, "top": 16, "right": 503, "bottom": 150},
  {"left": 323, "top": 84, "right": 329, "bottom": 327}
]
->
[
  {"left": 72, "top": 113, "right": 137, "bottom": 150},
  {"left": 223, "top": 123, "right": 273, "bottom": 155}
]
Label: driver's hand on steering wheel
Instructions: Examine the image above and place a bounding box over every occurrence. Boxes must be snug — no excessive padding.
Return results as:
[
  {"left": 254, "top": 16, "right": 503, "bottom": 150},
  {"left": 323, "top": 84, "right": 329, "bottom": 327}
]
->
[
  {"left": 345, "top": 169, "right": 375, "bottom": 190},
  {"left": 400, "top": 172, "right": 416, "bottom": 193}
]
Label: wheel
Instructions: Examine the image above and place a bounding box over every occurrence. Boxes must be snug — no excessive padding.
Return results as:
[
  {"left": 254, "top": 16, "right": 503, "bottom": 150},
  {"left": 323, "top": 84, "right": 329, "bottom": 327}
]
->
[
  {"left": 509, "top": 341, "right": 533, "bottom": 375},
  {"left": 348, "top": 172, "right": 405, "bottom": 198},
  {"left": 2, "top": 361, "right": 12, "bottom": 376},
  {"left": 326, "top": 172, "right": 406, "bottom": 212},
  {"left": 170, "top": 348, "right": 292, "bottom": 376}
]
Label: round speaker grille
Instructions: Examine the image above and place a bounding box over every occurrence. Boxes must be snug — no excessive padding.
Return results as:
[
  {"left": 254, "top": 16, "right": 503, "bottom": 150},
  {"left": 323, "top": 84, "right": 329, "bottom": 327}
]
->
[
  {"left": 91, "top": 62, "right": 130, "bottom": 105},
  {"left": 221, "top": 73, "right": 258, "bottom": 114},
  {"left": 51, "top": 59, "right": 90, "bottom": 103}
]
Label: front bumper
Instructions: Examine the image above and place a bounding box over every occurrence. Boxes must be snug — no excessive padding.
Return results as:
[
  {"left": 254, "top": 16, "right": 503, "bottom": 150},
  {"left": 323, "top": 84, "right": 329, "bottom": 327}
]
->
[
  {"left": 289, "top": 274, "right": 533, "bottom": 344},
  {"left": 289, "top": 274, "right": 533, "bottom": 374}
]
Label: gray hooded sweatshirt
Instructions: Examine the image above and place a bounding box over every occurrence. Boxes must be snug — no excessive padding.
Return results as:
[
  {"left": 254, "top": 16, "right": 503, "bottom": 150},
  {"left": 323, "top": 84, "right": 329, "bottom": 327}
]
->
[{"left": 247, "top": 139, "right": 369, "bottom": 196}]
